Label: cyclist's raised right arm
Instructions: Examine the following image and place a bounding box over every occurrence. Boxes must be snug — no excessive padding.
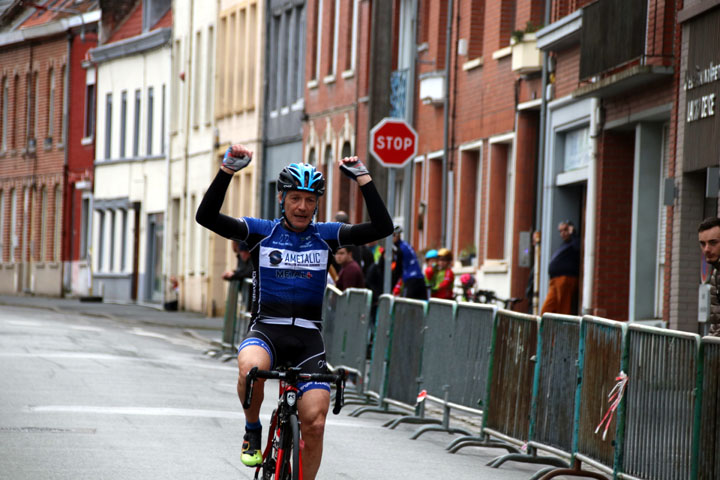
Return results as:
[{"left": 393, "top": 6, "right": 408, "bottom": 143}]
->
[
  {"left": 195, "top": 169, "right": 249, "bottom": 240},
  {"left": 196, "top": 145, "right": 253, "bottom": 240}
]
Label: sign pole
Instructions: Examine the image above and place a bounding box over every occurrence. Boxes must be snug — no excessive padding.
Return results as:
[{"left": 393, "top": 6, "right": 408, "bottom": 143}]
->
[{"left": 383, "top": 168, "right": 396, "bottom": 294}]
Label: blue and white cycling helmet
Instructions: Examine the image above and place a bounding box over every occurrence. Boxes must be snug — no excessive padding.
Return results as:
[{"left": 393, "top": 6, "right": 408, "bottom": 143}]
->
[
  {"left": 425, "top": 249, "right": 438, "bottom": 260},
  {"left": 277, "top": 163, "right": 326, "bottom": 196}
]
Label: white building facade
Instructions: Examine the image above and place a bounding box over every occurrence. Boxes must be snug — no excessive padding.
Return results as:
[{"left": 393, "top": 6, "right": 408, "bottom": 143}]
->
[{"left": 89, "top": 2, "right": 172, "bottom": 304}]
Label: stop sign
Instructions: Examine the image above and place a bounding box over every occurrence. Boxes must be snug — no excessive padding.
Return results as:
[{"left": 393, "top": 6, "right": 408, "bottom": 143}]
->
[{"left": 369, "top": 118, "right": 418, "bottom": 168}]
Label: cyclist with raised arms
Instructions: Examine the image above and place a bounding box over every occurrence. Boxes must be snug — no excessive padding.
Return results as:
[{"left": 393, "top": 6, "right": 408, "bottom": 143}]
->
[{"left": 196, "top": 144, "right": 393, "bottom": 479}]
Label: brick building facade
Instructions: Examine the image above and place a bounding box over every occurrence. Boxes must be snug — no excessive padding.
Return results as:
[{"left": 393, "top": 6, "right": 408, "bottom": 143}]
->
[{"left": 0, "top": 1, "right": 98, "bottom": 296}]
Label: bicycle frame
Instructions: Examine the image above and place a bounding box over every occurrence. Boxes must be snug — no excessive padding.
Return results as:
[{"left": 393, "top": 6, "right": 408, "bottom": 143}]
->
[{"left": 244, "top": 367, "right": 346, "bottom": 480}]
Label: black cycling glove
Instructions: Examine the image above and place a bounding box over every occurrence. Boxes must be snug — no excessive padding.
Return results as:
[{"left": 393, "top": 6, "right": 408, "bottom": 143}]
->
[
  {"left": 339, "top": 157, "right": 370, "bottom": 180},
  {"left": 222, "top": 147, "right": 252, "bottom": 172}
]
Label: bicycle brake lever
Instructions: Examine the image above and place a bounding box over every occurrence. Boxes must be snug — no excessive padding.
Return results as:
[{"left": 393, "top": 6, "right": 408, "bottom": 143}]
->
[
  {"left": 332, "top": 369, "right": 346, "bottom": 415},
  {"left": 243, "top": 366, "right": 259, "bottom": 409}
]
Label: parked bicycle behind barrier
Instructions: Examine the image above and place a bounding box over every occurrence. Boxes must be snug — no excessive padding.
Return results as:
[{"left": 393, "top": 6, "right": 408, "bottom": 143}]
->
[
  {"left": 244, "top": 366, "right": 346, "bottom": 480},
  {"left": 457, "top": 273, "right": 522, "bottom": 309}
]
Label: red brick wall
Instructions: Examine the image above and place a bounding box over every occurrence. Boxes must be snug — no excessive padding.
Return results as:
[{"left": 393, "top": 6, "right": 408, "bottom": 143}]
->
[
  {"left": 553, "top": 45, "right": 580, "bottom": 99},
  {"left": 511, "top": 110, "right": 538, "bottom": 310},
  {"left": 303, "top": 0, "right": 366, "bottom": 223},
  {"left": 593, "top": 130, "right": 635, "bottom": 320},
  {"left": 0, "top": 37, "right": 68, "bottom": 264},
  {"left": 66, "top": 32, "right": 97, "bottom": 261}
]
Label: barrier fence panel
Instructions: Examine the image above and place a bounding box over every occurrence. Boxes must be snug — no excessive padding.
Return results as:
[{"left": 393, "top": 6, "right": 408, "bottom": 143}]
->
[
  {"left": 367, "top": 294, "right": 394, "bottom": 397},
  {"left": 385, "top": 298, "right": 428, "bottom": 406},
  {"left": 322, "top": 286, "right": 343, "bottom": 365},
  {"left": 338, "top": 288, "right": 373, "bottom": 376},
  {"left": 484, "top": 310, "right": 539, "bottom": 445},
  {"left": 697, "top": 336, "right": 720, "bottom": 480},
  {"left": 530, "top": 314, "right": 582, "bottom": 457},
  {"left": 574, "top": 316, "right": 626, "bottom": 475},
  {"left": 619, "top": 324, "right": 700, "bottom": 480},
  {"left": 453, "top": 302, "right": 496, "bottom": 409},
  {"left": 417, "top": 299, "right": 457, "bottom": 396}
]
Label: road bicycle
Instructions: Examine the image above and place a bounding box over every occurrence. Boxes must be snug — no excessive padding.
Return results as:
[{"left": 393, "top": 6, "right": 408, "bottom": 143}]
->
[
  {"left": 243, "top": 366, "right": 347, "bottom": 480},
  {"left": 457, "top": 273, "right": 522, "bottom": 309}
]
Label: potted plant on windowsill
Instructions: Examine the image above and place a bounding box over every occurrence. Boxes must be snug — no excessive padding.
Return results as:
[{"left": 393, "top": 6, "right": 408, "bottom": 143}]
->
[{"left": 459, "top": 245, "right": 477, "bottom": 267}]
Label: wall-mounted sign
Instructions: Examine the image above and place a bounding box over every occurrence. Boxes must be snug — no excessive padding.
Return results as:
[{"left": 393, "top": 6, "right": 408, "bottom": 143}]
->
[{"left": 683, "top": 8, "right": 720, "bottom": 172}]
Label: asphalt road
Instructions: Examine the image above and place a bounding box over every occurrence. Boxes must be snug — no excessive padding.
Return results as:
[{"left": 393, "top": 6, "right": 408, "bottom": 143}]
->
[{"left": 0, "top": 304, "right": 583, "bottom": 479}]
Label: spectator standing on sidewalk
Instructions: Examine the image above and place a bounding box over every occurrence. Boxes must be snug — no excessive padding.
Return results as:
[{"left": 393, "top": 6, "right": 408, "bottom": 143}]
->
[
  {"left": 335, "top": 246, "right": 365, "bottom": 290},
  {"left": 223, "top": 241, "right": 254, "bottom": 310},
  {"left": 699, "top": 217, "right": 720, "bottom": 336},
  {"left": 429, "top": 248, "right": 455, "bottom": 299},
  {"left": 540, "top": 221, "right": 580, "bottom": 315},
  {"left": 392, "top": 226, "right": 428, "bottom": 300},
  {"left": 223, "top": 241, "right": 253, "bottom": 282}
]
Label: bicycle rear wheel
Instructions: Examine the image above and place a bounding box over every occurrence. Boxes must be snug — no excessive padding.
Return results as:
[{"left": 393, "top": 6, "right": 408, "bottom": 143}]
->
[{"left": 275, "top": 414, "right": 300, "bottom": 480}]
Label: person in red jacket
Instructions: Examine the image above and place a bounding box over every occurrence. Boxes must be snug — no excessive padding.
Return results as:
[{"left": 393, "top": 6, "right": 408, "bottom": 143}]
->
[{"left": 430, "top": 248, "right": 455, "bottom": 299}]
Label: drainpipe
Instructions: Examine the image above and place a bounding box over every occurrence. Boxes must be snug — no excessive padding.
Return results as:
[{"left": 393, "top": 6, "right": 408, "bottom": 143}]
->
[
  {"left": 582, "top": 97, "right": 600, "bottom": 315},
  {"left": 181, "top": 0, "right": 195, "bottom": 310},
  {"left": 533, "top": 0, "right": 552, "bottom": 314},
  {"left": 441, "top": 0, "right": 454, "bottom": 247}
]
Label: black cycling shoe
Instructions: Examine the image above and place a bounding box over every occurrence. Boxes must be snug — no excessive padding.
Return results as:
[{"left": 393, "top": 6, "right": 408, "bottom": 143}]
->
[{"left": 241, "top": 428, "right": 263, "bottom": 467}]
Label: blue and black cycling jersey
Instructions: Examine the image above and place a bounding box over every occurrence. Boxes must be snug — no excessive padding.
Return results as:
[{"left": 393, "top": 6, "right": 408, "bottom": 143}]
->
[{"left": 196, "top": 169, "right": 393, "bottom": 330}]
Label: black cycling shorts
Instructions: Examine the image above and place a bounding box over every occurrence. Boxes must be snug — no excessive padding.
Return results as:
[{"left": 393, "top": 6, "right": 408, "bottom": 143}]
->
[{"left": 238, "top": 322, "right": 330, "bottom": 394}]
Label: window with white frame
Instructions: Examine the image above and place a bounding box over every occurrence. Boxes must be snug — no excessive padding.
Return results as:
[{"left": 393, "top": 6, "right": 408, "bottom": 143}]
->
[
  {"left": 313, "top": 0, "right": 323, "bottom": 82},
  {"left": 60, "top": 66, "right": 67, "bottom": 144},
  {"left": 133, "top": 89, "right": 141, "bottom": 157},
  {"left": 54, "top": 185, "right": 60, "bottom": 262},
  {"left": 146, "top": 86, "right": 154, "bottom": 155},
  {"left": 563, "top": 126, "right": 590, "bottom": 172},
  {"left": 109, "top": 209, "right": 116, "bottom": 271},
  {"left": 205, "top": 25, "right": 214, "bottom": 123},
  {"left": 10, "top": 189, "right": 16, "bottom": 261},
  {"left": 120, "top": 91, "right": 127, "bottom": 158},
  {"left": 97, "top": 210, "right": 105, "bottom": 271},
  {"left": 80, "top": 197, "right": 89, "bottom": 260},
  {"left": 104, "top": 93, "right": 112, "bottom": 159},
  {"left": 345, "top": 0, "right": 358, "bottom": 72},
  {"left": 47, "top": 69, "right": 55, "bottom": 140},
  {"left": 1, "top": 77, "right": 7, "bottom": 151},
  {"left": 120, "top": 209, "right": 127, "bottom": 272},
  {"left": 193, "top": 30, "right": 201, "bottom": 127},
  {"left": 84, "top": 68, "right": 96, "bottom": 139},
  {"left": 40, "top": 187, "right": 47, "bottom": 261}
]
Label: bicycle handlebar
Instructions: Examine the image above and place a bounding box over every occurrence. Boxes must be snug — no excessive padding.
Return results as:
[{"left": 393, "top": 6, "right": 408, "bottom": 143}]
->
[{"left": 243, "top": 366, "right": 347, "bottom": 414}]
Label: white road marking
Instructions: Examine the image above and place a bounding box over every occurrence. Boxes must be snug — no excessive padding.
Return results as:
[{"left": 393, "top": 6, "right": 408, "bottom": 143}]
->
[
  {"left": 0, "top": 351, "right": 236, "bottom": 371},
  {"left": 25, "top": 404, "right": 378, "bottom": 428}
]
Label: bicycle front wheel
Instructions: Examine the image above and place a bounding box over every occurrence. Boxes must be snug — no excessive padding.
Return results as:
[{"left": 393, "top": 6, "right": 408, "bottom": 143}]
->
[{"left": 276, "top": 414, "right": 300, "bottom": 480}]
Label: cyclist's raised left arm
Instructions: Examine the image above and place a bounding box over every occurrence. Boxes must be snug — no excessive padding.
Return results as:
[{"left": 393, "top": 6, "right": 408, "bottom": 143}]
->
[{"left": 336, "top": 157, "right": 393, "bottom": 246}]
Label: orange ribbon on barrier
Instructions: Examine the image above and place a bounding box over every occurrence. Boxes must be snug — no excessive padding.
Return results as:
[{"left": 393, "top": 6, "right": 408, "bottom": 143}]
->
[{"left": 595, "top": 371, "right": 628, "bottom": 441}]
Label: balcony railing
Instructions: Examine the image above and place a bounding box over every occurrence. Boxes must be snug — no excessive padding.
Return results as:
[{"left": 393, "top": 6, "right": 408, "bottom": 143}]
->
[{"left": 579, "top": 0, "right": 647, "bottom": 80}]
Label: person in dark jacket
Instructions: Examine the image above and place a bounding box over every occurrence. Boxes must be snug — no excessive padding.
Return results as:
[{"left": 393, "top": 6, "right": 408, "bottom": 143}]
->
[
  {"left": 541, "top": 221, "right": 580, "bottom": 315},
  {"left": 334, "top": 246, "right": 365, "bottom": 290},
  {"left": 699, "top": 217, "right": 720, "bottom": 336},
  {"left": 223, "top": 241, "right": 253, "bottom": 282}
]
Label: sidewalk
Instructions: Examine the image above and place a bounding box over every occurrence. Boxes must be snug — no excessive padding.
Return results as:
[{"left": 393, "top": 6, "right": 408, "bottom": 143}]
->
[{"left": 0, "top": 294, "right": 224, "bottom": 344}]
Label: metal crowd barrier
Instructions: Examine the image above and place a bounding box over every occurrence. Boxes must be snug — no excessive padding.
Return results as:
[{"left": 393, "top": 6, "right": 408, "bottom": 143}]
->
[
  {"left": 410, "top": 300, "right": 493, "bottom": 440},
  {"left": 488, "top": 314, "right": 583, "bottom": 475},
  {"left": 384, "top": 298, "right": 428, "bottom": 410},
  {"left": 483, "top": 310, "right": 539, "bottom": 446},
  {"left": 350, "top": 294, "right": 397, "bottom": 417},
  {"left": 322, "top": 285, "right": 343, "bottom": 363},
  {"left": 617, "top": 324, "right": 700, "bottom": 480},
  {"left": 386, "top": 299, "right": 472, "bottom": 434},
  {"left": 697, "top": 336, "right": 720, "bottom": 479},
  {"left": 332, "top": 288, "right": 373, "bottom": 380},
  {"left": 570, "top": 316, "right": 627, "bottom": 477}
]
